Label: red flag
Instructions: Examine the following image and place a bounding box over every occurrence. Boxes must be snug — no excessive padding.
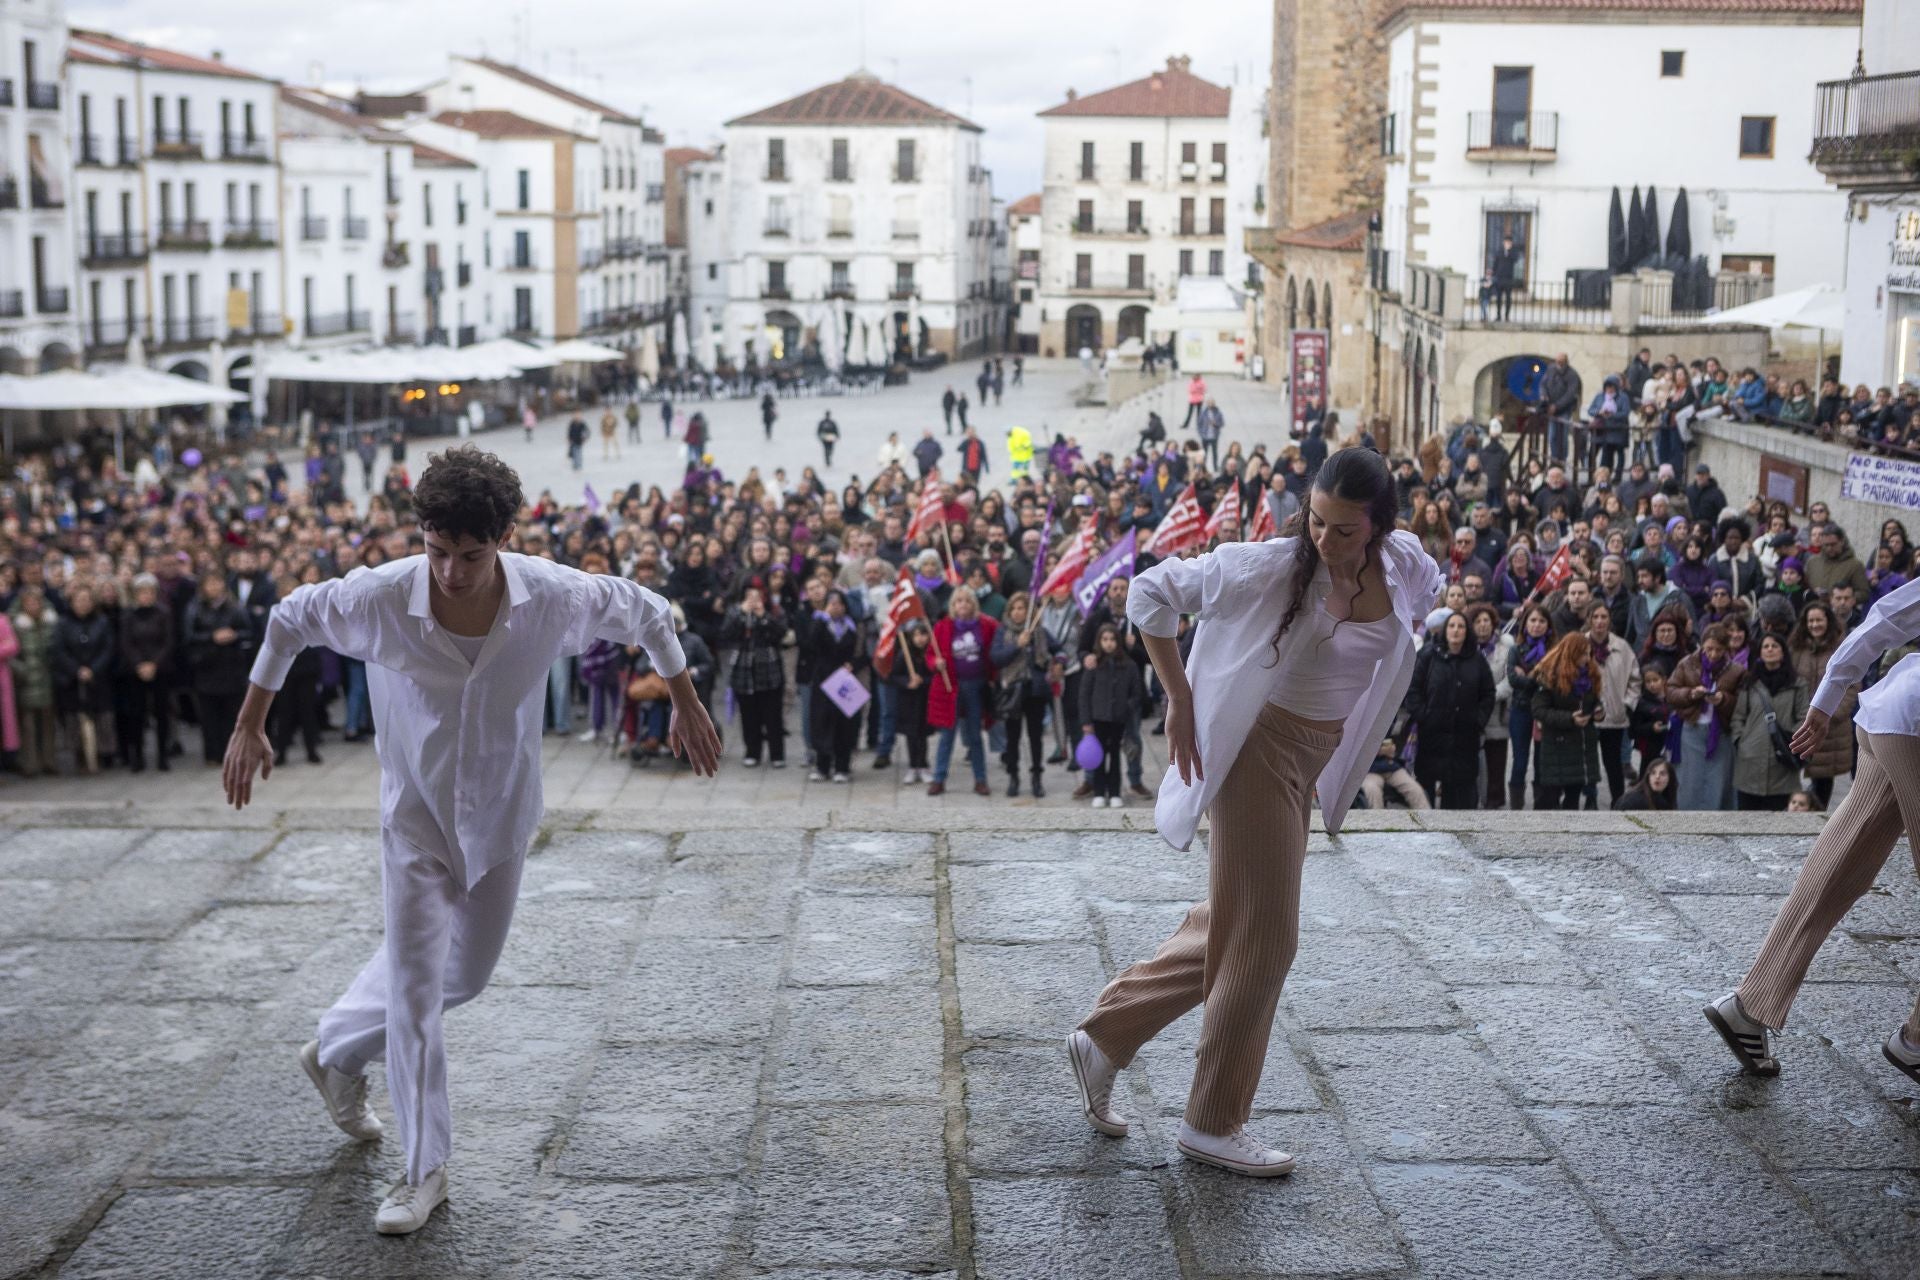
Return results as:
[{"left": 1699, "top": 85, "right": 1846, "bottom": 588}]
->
[
  {"left": 1536, "top": 542, "right": 1574, "bottom": 595},
  {"left": 1144, "top": 484, "right": 1206, "bottom": 558},
  {"left": 906, "top": 471, "right": 944, "bottom": 543},
  {"left": 1204, "top": 484, "right": 1241, "bottom": 541},
  {"left": 1249, "top": 489, "right": 1277, "bottom": 542},
  {"left": 1038, "top": 523, "right": 1097, "bottom": 597},
  {"left": 872, "top": 565, "right": 927, "bottom": 678}
]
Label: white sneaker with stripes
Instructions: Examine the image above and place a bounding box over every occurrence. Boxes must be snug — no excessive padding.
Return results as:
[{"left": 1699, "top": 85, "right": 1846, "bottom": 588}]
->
[
  {"left": 1883, "top": 1030, "right": 1920, "bottom": 1084},
  {"left": 1703, "top": 991, "right": 1780, "bottom": 1076}
]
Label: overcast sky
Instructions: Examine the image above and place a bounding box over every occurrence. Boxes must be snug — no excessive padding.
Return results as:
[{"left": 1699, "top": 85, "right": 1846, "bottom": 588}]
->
[{"left": 69, "top": 0, "right": 1267, "bottom": 197}]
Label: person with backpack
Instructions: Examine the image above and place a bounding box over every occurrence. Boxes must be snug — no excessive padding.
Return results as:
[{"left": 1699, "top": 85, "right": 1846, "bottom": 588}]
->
[{"left": 816, "top": 411, "right": 841, "bottom": 468}]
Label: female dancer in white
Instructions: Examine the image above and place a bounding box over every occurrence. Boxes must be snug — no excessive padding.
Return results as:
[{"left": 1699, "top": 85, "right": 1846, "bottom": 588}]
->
[
  {"left": 1706, "top": 573, "right": 1920, "bottom": 1082},
  {"left": 1067, "top": 448, "right": 1441, "bottom": 1175}
]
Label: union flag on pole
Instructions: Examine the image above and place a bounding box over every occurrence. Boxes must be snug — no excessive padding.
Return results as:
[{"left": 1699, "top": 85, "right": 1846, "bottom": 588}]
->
[
  {"left": 1249, "top": 489, "right": 1278, "bottom": 542},
  {"left": 1203, "top": 484, "right": 1240, "bottom": 541},
  {"left": 906, "top": 471, "right": 944, "bottom": 542},
  {"left": 1144, "top": 484, "right": 1206, "bottom": 558},
  {"left": 1038, "top": 523, "right": 1097, "bottom": 597},
  {"left": 872, "top": 565, "right": 927, "bottom": 678},
  {"left": 1536, "top": 542, "right": 1575, "bottom": 596}
]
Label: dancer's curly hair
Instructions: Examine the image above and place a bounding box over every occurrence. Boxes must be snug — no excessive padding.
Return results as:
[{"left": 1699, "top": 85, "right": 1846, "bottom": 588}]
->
[{"left": 413, "top": 445, "right": 524, "bottom": 544}]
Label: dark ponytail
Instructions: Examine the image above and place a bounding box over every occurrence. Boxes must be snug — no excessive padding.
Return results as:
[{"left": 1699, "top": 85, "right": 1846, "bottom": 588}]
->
[{"left": 1264, "top": 447, "right": 1398, "bottom": 668}]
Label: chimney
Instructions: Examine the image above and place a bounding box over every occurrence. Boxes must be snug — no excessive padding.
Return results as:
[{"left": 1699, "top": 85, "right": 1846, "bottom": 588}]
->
[
  {"left": 211, "top": 49, "right": 224, "bottom": 61},
  {"left": 1167, "top": 54, "right": 1191, "bottom": 74},
  {"left": 1065, "top": 88, "right": 1076, "bottom": 101}
]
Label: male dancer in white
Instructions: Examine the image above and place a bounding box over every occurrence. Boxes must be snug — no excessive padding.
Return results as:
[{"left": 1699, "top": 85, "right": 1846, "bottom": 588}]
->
[
  {"left": 1705, "top": 574, "right": 1920, "bottom": 1082},
  {"left": 222, "top": 446, "right": 721, "bottom": 1234}
]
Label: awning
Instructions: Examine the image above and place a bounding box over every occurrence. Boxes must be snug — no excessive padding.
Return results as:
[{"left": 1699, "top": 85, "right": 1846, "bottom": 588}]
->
[
  {"left": 543, "top": 338, "right": 626, "bottom": 363},
  {"left": 1705, "top": 283, "right": 1843, "bottom": 336},
  {"left": 261, "top": 341, "right": 550, "bottom": 384},
  {"left": 0, "top": 366, "right": 247, "bottom": 410}
]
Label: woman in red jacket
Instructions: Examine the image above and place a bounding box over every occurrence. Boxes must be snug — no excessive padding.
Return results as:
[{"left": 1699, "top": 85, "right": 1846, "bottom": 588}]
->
[{"left": 927, "top": 586, "right": 997, "bottom": 796}]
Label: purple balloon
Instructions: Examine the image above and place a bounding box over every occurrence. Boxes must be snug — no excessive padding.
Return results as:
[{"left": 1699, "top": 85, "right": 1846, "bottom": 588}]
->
[
  {"left": 1074, "top": 732, "right": 1105, "bottom": 772},
  {"left": 180, "top": 448, "right": 203, "bottom": 469}
]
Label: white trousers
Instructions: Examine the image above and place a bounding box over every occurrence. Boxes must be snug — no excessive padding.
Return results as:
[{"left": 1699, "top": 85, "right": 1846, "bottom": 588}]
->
[{"left": 316, "top": 831, "right": 524, "bottom": 1183}]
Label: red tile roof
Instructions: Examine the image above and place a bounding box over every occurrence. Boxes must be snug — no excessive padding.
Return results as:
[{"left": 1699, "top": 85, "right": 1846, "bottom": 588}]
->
[
  {"left": 1039, "top": 57, "right": 1229, "bottom": 119},
  {"left": 1275, "top": 209, "right": 1376, "bottom": 252},
  {"left": 432, "top": 110, "right": 592, "bottom": 143},
  {"left": 462, "top": 56, "right": 647, "bottom": 126},
  {"left": 1007, "top": 193, "right": 1042, "bottom": 217},
  {"left": 1384, "top": 0, "right": 1856, "bottom": 20},
  {"left": 68, "top": 28, "right": 270, "bottom": 81},
  {"left": 279, "top": 87, "right": 409, "bottom": 143},
  {"left": 411, "top": 140, "right": 476, "bottom": 169},
  {"left": 728, "top": 72, "right": 981, "bottom": 132},
  {"left": 666, "top": 146, "right": 715, "bottom": 167}
]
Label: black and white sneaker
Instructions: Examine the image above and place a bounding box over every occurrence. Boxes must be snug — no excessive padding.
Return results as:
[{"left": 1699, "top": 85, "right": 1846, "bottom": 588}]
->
[
  {"left": 1704, "top": 991, "right": 1780, "bottom": 1077},
  {"left": 1883, "top": 1030, "right": 1920, "bottom": 1085}
]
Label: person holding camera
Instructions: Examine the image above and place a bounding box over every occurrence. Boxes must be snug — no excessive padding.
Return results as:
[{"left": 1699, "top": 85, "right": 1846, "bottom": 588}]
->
[
  {"left": 1706, "top": 575, "right": 1920, "bottom": 1082},
  {"left": 1728, "top": 633, "right": 1808, "bottom": 810}
]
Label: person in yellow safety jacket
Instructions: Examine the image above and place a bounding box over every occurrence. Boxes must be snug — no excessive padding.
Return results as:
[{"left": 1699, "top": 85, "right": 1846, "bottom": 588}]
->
[{"left": 1007, "top": 425, "right": 1034, "bottom": 481}]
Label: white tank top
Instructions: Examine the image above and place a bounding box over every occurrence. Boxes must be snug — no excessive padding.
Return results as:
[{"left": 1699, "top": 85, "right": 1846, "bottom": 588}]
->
[{"left": 1267, "top": 604, "right": 1400, "bottom": 721}]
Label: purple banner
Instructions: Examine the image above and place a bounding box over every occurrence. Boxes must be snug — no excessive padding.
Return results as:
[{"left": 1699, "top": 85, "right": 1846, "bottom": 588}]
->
[{"left": 1073, "top": 537, "right": 1136, "bottom": 618}]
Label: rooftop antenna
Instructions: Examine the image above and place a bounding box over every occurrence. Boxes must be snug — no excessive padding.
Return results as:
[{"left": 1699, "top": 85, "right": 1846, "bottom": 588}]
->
[{"left": 858, "top": 0, "right": 866, "bottom": 71}]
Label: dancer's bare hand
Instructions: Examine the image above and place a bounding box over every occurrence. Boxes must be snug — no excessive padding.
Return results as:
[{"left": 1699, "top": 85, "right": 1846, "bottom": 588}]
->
[
  {"left": 1166, "top": 695, "right": 1203, "bottom": 786},
  {"left": 1790, "top": 708, "right": 1831, "bottom": 759},
  {"left": 222, "top": 724, "right": 274, "bottom": 809},
  {"left": 668, "top": 691, "right": 723, "bottom": 776}
]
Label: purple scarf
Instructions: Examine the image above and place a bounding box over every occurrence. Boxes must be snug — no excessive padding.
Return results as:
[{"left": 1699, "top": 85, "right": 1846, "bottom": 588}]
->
[
  {"left": 1521, "top": 635, "right": 1547, "bottom": 668},
  {"left": 814, "top": 609, "right": 855, "bottom": 641},
  {"left": 1572, "top": 671, "right": 1593, "bottom": 701},
  {"left": 913, "top": 571, "right": 946, "bottom": 593}
]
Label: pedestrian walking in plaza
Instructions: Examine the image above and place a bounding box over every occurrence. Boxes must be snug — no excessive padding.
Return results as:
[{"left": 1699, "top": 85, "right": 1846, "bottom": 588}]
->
[
  {"left": 942, "top": 386, "right": 957, "bottom": 434},
  {"left": 1012, "top": 355, "right": 1024, "bottom": 387},
  {"left": 1180, "top": 373, "right": 1207, "bottom": 431},
  {"left": 1706, "top": 575, "right": 1920, "bottom": 1084},
  {"left": 566, "top": 415, "right": 588, "bottom": 471},
  {"left": 600, "top": 406, "right": 620, "bottom": 460},
  {"left": 1068, "top": 448, "right": 1440, "bottom": 1178},
  {"left": 625, "top": 400, "right": 642, "bottom": 444},
  {"left": 522, "top": 403, "right": 536, "bottom": 443},
  {"left": 816, "top": 410, "right": 841, "bottom": 469},
  {"left": 956, "top": 392, "right": 970, "bottom": 432},
  {"left": 761, "top": 392, "right": 778, "bottom": 441},
  {"left": 220, "top": 446, "right": 720, "bottom": 1236},
  {"left": 684, "top": 412, "right": 708, "bottom": 468},
  {"left": 660, "top": 396, "right": 675, "bottom": 441}
]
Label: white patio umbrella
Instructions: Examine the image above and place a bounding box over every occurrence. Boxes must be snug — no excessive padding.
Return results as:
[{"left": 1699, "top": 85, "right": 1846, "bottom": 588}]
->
[
  {"left": 0, "top": 366, "right": 247, "bottom": 471},
  {"left": 671, "top": 309, "right": 691, "bottom": 369},
  {"left": 856, "top": 316, "right": 875, "bottom": 367},
  {"left": 1706, "top": 283, "right": 1845, "bottom": 389},
  {"left": 906, "top": 293, "right": 922, "bottom": 360},
  {"left": 823, "top": 305, "right": 844, "bottom": 373},
  {"left": 544, "top": 338, "right": 627, "bottom": 364},
  {"left": 638, "top": 326, "right": 662, "bottom": 379}
]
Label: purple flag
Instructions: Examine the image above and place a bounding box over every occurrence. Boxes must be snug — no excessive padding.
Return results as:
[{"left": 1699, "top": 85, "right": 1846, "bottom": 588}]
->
[
  {"left": 820, "top": 667, "right": 871, "bottom": 717},
  {"left": 582, "top": 482, "right": 601, "bottom": 513},
  {"left": 1072, "top": 536, "right": 1136, "bottom": 618}
]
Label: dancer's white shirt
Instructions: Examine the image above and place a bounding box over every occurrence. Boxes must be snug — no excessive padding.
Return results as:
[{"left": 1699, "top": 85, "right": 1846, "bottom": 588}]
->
[
  {"left": 1811, "top": 574, "right": 1920, "bottom": 736},
  {"left": 1129, "top": 531, "right": 1442, "bottom": 850},
  {"left": 249, "top": 553, "right": 685, "bottom": 888},
  {"left": 1265, "top": 608, "right": 1399, "bottom": 721}
]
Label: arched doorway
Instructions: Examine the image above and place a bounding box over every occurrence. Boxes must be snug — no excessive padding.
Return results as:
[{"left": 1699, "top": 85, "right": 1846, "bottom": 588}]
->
[
  {"left": 1409, "top": 337, "right": 1426, "bottom": 441},
  {"left": 0, "top": 348, "right": 24, "bottom": 375},
  {"left": 38, "top": 342, "right": 75, "bottom": 373},
  {"left": 1426, "top": 346, "right": 1440, "bottom": 445},
  {"left": 1065, "top": 304, "right": 1101, "bottom": 353},
  {"left": 1285, "top": 278, "right": 1298, "bottom": 330},
  {"left": 1303, "top": 281, "right": 1319, "bottom": 330},
  {"left": 168, "top": 359, "right": 210, "bottom": 382},
  {"left": 1117, "top": 304, "right": 1149, "bottom": 345},
  {"left": 890, "top": 310, "right": 911, "bottom": 361},
  {"left": 762, "top": 309, "right": 802, "bottom": 363},
  {"left": 228, "top": 354, "right": 256, "bottom": 431},
  {"left": 1473, "top": 353, "right": 1550, "bottom": 429}
]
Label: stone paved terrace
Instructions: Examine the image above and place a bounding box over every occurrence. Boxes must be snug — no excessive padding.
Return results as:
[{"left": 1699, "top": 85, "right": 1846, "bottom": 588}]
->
[{"left": 2, "top": 802, "right": 1918, "bottom": 1279}]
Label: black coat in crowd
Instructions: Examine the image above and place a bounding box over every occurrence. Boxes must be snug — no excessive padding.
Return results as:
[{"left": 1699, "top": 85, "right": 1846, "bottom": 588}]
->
[
  {"left": 1405, "top": 642, "right": 1496, "bottom": 754},
  {"left": 51, "top": 610, "right": 116, "bottom": 715},
  {"left": 182, "top": 595, "right": 257, "bottom": 697}
]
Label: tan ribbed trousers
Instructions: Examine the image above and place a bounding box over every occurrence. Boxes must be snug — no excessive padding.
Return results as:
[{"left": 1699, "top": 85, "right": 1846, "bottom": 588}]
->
[
  {"left": 1080, "top": 702, "right": 1340, "bottom": 1135},
  {"left": 1738, "top": 730, "right": 1920, "bottom": 1040}
]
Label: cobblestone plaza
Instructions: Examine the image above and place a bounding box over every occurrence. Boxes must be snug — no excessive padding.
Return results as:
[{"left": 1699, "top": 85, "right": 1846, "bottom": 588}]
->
[{"left": 2, "top": 791, "right": 1917, "bottom": 1278}]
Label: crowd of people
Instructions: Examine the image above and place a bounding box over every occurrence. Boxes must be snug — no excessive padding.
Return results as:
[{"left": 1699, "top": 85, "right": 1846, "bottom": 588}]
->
[{"left": 0, "top": 357, "right": 1914, "bottom": 814}]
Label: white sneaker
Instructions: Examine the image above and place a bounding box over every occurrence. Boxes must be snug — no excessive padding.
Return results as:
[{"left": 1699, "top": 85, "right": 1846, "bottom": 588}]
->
[
  {"left": 832, "top": 772, "right": 850, "bottom": 783},
  {"left": 1176, "top": 1121, "right": 1295, "bottom": 1177},
  {"left": 299, "top": 1040, "right": 382, "bottom": 1141},
  {"left": 742, "top": 756, "right": 760, "bottom": 768},
  {"left": 808, "top": 770, "right": 826, "bottom": 782},
  {"left": 771, "top": 759, "right": 788, "bottom": 769},
  {"left": 374, "top": 1165, "right": 448, "bottom": 1235},
  {"left": 1108, "top": 795, "right": 1124, "bottom": 809},
  {"left": 577, "top": 729, "right": 600, "bottom": 744},
  {"left": 1090, "top": 796, "right": 1106, "bottom": 810},
  {"left": 1884, "top": 1029, "right": 1920, "bottom": 1084},
  {"left": 1065, "top": 1030, "right": 1128, "bottom": 1137},
  {"left": 1703, "top": 991, "right": 1780, "bottom": 1076}
]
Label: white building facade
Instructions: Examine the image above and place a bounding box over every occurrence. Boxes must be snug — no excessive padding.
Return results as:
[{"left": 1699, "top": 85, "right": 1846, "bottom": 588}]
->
[
  {"left": 721, "top": 72, "right": 994, "bottom": 367},
  {"left": 0, "top": 0, "right": 78, "bottom": 373},
  {"left": 277, "top": 88, "right": 401, "bottom": 351},
  {"left": 1034, "top": 57, "right": 1235, "bottom": 355},
  {"left": 1372, "top": 0, "right": 1856, "bottom": 437},
  {"left": 66, "top": 28, "right": 283, "bottom": 400},
  {"left": 682, "top": 150, "right": 729, "bottom": 367},
  {"left": 1007, "top": 193, "right": 1041, "bottom": 352},
  {"left": 1817, "top": 0, "right": 1920, "bottom": 388},
  {"left": 417, "top": 57, "right": 665, "bottom": 350}
]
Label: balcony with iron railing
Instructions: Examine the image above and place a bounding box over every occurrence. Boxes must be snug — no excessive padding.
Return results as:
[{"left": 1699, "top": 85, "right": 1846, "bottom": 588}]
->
[
  {"left": 581, "top": 308, "right": 608, "bottom": 331},
  {"left": 763, "top": 219, "right": 791, "bottom": 239},
  {"left": 825, "top": 283, "right": 856, "bottom": 300},
  {"left": 83, "top": 231, "right": 149, "bottom": 265},
  {"left": 29, "top": 176, "right": 63, "bottom": 209},
  {"left": 889, "top": 283, "right": 920, "bottom": 301},
  {"left": 156, "top": 314, "right": 219, "bottom": 346},
  {"left": 579, "top": 245, "right": 605, "bottom": 269},
  {"left": 0, "top": 78, "right": 11, "bottom": 107},
  {"left": 645, "top": 183, "right": 665, "bottom": 203},
  {"left": 1466, "top": 110, "right": 1559, "bottom": 161},
  {"left": 342, "top": 216, "right": 370, "bottom": 241},
  {"left": 893, "top": 165, "right": 918, "bottom": 183},
  {"left": 0, "top": 177, "right": 15, "bottom": 210},
  {"left": 0, "top": 290, "right": 21, "bottom": 318},
  {"left": 1812, "top": 70, "right": 1920, "bottom": 184},
  {"left": 300, "top": 215, "right": 328, "bottom": 241},
  {"left": 457, "top": 324, "right": 477, "bottom": 346},
  {"left": 386, "top": 177, "right": 402, "bottom": 205},
  {"left": 77, "top": 134, "right": 105, "bottom": 167},
  {"left": 385, "top": 313, "right": 418, "bottom": 344},
  {"left": 37, "top": 286, "right": 69, "bottom": 314},
  {"left": 1071, "top": 217, "right": 1149, "bottom": 238},
  {"left": 382, "top": 241, "right": 409, "bottom": 269},
  {"left": 508, "top": 319, "right": 540, "bottom": 339},
  {"left": 1400, "top": 260, "right": 1772, "bottom": 331},
  {"left": 223, "top": 220, "right": 277, "bottom": 248},
  {"left": 505, "top": 252, "right": 536, "bottom": 271},
  {"left": 222, "top": 133, "right": 270, "bottom": 162},
  {"left": 826, "top": 219, "right": 854, "bottom": 239},
  {"left": 456, "top": 262, "right": 472, "bottom": 288},
  {"left": 305, "top": 310, "right": 371, "bottom": 337},
  {"left": 156, "top": 219, "right": 213, "bottom": 250},
  {"left": 891, "top": 221, "right": 920, "bottom": 240},
  {"left": 1069, "top": 273, "right": 1153, "bottom": 297},
  {"left": 233, "top": 311, "right": 282, "bottom": 340},
  {"left": 152, "top": 127, "right": 205, "bottom": 159},
  {"left": 114, "top": 137, "right": 139, "bottom": 166},
  {"left": 761, "top": 283, "right": 792, "bottom": 300},
  {"left": 87, "top": 316, "right": 147, "bottom": 350},
  {"left": 26, "top": 81, "right": 58, "bottom": 111},
  {"left": 424, "top": 267, "right": 445, "bottom": 296}
]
